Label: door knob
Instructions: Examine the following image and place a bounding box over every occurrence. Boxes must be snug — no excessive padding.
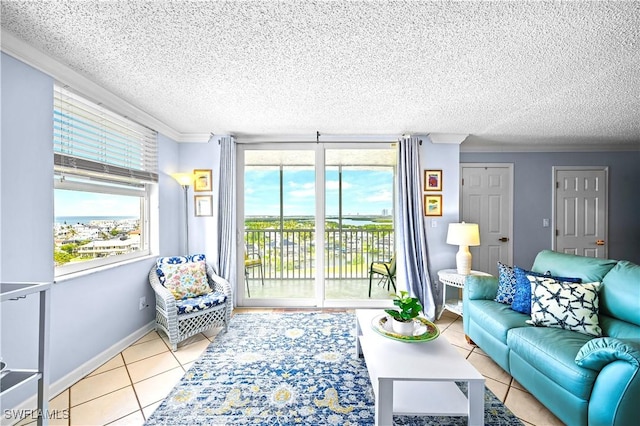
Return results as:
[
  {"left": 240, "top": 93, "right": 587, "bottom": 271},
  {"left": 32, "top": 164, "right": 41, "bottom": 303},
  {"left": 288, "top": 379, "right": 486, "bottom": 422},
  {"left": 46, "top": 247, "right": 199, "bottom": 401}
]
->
[
  {"left": 498, "top": 237, "right": 509, "bottom": 242},
  {"left": 596, "top": 240, "right": 605, "bottom": 246}
]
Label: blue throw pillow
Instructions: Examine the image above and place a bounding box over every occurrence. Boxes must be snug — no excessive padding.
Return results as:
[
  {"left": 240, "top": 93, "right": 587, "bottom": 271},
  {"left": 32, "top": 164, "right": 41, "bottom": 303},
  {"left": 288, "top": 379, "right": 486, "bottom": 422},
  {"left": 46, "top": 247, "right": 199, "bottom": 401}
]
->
[
  {"left": 511, "top": 266, "right": 582, "bottom": 314},
  {"left": 495, "top": 262, "right": 517, "bottom": 305}
]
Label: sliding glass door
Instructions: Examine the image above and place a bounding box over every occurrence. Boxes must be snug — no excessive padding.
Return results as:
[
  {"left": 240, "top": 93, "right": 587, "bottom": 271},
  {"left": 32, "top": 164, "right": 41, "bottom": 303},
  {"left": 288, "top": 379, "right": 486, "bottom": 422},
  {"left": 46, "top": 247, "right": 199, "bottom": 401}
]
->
[
  {"left": 324, "top": 149, "right": 396, "bottom": 301},
  {"left": 238, "top": 143, "right": 396, "bottom": 307},
  {"left": 242, "top": 148, "right": 316, "bottom": 302}
]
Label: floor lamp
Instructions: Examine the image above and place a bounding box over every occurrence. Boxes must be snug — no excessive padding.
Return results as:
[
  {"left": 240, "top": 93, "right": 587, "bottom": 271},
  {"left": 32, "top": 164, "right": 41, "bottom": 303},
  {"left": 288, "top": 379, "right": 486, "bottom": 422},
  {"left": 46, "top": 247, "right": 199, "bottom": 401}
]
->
[{"left": 172, "top": 173, "right": 193, "bottom": 255}]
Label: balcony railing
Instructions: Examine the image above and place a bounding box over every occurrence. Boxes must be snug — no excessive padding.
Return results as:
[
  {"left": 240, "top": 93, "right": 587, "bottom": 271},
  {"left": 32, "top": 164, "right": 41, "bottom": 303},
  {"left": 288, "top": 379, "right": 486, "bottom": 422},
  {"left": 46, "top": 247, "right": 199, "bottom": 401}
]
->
[{"left": 245, "top": 228, "right": 394, "bottom": 280}]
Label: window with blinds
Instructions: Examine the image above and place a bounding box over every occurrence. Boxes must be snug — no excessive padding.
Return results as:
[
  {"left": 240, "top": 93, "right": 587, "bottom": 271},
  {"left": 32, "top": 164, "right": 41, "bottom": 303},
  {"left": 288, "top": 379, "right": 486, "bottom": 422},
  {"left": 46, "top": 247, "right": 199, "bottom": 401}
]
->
[
  {"left": 53, "top": 84, "right": 158, "bottom": 276},
  {"left": 53, "top": 84, "right": 158, "bottom": 185}
]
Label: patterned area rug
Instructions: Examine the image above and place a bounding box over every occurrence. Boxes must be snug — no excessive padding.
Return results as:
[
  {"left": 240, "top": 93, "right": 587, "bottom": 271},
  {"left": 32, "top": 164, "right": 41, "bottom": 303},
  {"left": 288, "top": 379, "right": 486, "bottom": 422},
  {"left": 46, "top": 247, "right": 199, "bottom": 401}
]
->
[{"left": 145, "top": 312, "right": 522, "bottom": 425}]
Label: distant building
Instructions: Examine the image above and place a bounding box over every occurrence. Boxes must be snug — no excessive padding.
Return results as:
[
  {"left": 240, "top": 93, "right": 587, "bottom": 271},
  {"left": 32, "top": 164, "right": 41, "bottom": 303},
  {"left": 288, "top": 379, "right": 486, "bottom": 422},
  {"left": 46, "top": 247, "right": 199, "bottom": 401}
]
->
[{"left": 77, "top": 235, "right": 140, "bottom": 258}]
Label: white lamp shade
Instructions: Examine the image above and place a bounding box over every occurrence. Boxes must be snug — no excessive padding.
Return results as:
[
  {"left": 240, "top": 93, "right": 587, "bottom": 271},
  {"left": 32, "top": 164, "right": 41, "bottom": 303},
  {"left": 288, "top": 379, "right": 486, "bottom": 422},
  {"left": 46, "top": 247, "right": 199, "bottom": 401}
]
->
[
  {"left": 446, "top": 222, "right": 480, "bottom": 275},
  {"left": 446, "top": 222, "right": 480, "bottom": 246},
  {"left": 172, "top": 172, "right": 193, "bottom": 187}
]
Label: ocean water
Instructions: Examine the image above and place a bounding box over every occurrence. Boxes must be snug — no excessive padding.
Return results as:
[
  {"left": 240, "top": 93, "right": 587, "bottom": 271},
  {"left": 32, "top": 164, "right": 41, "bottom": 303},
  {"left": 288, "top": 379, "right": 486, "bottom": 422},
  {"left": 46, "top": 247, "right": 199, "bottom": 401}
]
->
[{"left": 55, "top": 216, "right": 137, "bottom": 225}]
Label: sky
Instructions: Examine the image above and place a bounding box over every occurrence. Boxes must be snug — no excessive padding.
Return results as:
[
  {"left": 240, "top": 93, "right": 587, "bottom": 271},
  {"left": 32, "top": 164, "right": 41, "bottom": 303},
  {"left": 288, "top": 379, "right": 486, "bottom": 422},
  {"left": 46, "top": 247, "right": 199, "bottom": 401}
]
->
[
  {"left": 55, "top": 189, "right": 140, "bottom": 217},
  {"left": 245, "top": 167, "right": 394, "bottom": 217},
  {"left": 54, "top": 167, "right": 394, "bottom": 218}
]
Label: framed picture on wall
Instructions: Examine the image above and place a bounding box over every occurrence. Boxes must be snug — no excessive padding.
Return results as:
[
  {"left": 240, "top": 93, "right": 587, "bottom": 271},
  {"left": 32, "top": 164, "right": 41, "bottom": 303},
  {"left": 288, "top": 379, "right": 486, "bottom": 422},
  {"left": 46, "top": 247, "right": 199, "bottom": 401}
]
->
[
  {"left": 424, "top": 194, "right": 442, "bottom": 216},
  {"left": 193, "top": 169, "right": 213, "bottom": 192},
  {"left": 424, "top": 170, "right": 442, "bottom": 191},
  {"left": 194, "top": 195, "right": 213, "bottom": 216}
]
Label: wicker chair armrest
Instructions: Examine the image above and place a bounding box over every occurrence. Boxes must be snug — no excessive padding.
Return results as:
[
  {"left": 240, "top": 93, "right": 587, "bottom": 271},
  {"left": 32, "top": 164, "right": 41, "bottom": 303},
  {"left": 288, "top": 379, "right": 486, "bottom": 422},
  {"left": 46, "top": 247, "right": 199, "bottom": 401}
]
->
[
  {"left": 148, "top": 267, "right": 177, "bottom": 311},
  {"left": 206, "top": 263, "right": 233, "bottom": 298}
]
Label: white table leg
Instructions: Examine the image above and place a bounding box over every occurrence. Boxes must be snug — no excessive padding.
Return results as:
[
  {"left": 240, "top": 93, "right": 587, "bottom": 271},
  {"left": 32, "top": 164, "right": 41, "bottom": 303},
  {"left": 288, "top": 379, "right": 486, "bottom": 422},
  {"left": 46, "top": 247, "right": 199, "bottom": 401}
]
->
[
  {"left": 438, "top": 278, "right": 446, "bottom": 319},
  {"left": 468, "top": 379, "right": 485, "bottom": 426},
  {"left": 376, "top": 378, "right": 393, "bottom": 426}
]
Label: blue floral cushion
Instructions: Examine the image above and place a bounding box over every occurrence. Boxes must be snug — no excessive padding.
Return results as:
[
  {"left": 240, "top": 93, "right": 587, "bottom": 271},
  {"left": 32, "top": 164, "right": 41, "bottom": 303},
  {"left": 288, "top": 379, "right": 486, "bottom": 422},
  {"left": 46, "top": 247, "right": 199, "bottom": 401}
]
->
[
  {"left": 156, "top": 254, "right": 206, "bottom": 285},
  {"left": 495, "top": 262, "right": 517, "bottom": 305},
  {"left": 161, "top": 261, "right": 211, "bottom": 300},
  {"left": 176, "top": 291, "right": 227, "bottom": 315},
  {"left": 511, "top": 266, "right": 582, "bottom": 314}
]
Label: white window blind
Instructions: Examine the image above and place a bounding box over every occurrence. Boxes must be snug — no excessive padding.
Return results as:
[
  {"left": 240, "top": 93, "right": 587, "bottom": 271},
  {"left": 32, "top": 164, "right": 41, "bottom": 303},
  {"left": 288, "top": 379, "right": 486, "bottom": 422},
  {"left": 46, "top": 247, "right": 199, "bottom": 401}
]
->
[{"left": 54, "top": 85, "right": 158, "bottom": 184}]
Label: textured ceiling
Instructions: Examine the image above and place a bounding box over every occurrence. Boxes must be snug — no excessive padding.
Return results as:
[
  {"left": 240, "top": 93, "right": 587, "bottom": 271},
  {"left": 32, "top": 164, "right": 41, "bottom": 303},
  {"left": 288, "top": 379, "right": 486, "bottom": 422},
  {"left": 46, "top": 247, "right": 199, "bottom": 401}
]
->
[{"left": 1, "top": 0, "right": 640, "bottom": 149}]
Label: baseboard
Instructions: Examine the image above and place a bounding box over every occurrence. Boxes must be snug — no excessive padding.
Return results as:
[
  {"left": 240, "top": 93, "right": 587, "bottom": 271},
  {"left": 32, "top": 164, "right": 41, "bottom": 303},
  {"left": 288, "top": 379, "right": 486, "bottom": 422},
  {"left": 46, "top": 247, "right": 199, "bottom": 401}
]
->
[{"left": 7, "top": 321, "right": 155, "bottom": 424}]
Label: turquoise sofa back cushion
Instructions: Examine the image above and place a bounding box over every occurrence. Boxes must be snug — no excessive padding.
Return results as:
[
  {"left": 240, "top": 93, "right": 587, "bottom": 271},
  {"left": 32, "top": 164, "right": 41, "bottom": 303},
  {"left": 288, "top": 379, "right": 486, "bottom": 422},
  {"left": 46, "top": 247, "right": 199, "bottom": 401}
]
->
[
  {"left": 531, "top": 250, "right": 617, "bottom": 283},
  {"left": 600, "top": 260, "right": 640, "bottom": 327}
]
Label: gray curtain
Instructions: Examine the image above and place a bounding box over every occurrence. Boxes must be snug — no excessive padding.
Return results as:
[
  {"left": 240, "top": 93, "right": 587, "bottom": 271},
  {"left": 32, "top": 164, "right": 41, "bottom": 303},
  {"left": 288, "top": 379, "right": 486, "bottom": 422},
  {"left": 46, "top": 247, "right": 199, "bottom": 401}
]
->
[
  {"left": 214, "top": 135, "right": 236, "bottom": 287},
  {"left": 397, "top": 136, "right": 436, "bottom": 319}
]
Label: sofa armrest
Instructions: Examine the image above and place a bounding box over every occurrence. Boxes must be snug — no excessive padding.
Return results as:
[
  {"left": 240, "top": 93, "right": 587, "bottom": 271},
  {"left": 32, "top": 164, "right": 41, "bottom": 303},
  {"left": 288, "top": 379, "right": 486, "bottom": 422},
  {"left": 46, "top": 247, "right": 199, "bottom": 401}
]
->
[
  {"left": 576, "top": 337, "right": 640, "bottom": 426},
  {"left": 576, "top": 337, "right": 640, "bottom": 371},
  {"left": 464, "top": 275, "right": 499, "bottom": 301}
]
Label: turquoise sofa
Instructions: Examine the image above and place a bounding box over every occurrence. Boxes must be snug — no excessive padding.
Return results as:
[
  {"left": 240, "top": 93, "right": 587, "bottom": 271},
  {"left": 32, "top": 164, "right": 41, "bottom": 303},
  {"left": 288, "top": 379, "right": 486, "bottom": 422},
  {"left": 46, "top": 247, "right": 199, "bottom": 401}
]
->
[{"left": 463, "top": 250, "right": 640, "bottom": 426}]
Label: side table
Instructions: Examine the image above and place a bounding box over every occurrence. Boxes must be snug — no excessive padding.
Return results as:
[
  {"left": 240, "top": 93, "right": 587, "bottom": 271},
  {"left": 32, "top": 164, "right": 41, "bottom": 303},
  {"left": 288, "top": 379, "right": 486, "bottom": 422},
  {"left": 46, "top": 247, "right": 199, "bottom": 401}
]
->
[{"left": 437, "top": 269, "right": 491, "bottom": 319}]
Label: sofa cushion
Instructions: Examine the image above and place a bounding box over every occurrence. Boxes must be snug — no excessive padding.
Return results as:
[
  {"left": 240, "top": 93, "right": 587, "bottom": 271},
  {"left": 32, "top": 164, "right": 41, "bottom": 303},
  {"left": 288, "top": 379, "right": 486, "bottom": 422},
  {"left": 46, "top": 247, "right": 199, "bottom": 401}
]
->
[
  {"left": 175, "top": 291, "right": 227, "bottom": 315},
  {"left": 600, "top": 260, "right": 640, "bottom": 327},
  {"left": 528, "top": 278, "right": 602, "bottom": 337},
  {"left": 511, "top": 266, "right": 582, "bottom": 314},
  {"left": 495, "top": 262, "right": 517, "bottom": 305},
  {"left": 600, "top": 315, "right": 640, "bottom": 339},
  {"left": 531, "top": 250, "right": 617, "bottom": 283},
  {"left": 507, "top": 327, "right": 597, "bottom": 400},
  {"left": 466, "top": 299, "right": 530, "bottom": 344}
]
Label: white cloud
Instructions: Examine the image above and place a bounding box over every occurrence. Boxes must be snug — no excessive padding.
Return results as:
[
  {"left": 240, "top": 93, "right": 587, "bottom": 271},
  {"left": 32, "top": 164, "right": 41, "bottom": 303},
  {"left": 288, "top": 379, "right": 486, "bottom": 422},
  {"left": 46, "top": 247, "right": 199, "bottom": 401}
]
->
[
  {"left": 289, "top": 188, "right": 316, "bottom": 198},
  {"left": 364, "top": 190, "right": 392, "bottom": 203},
  {"left": 288, "top": 181, "right": 315, "bottom": 198},
  {"left": 326, "top": 180, "right": 352, "bottom": 190}
]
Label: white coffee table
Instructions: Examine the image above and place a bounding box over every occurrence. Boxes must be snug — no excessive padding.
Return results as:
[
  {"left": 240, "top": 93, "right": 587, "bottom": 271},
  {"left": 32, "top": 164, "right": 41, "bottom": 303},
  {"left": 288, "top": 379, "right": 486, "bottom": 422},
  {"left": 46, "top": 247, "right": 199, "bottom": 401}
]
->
[{"left": 355, "top": 309, "right": 485, "bottom": 426}]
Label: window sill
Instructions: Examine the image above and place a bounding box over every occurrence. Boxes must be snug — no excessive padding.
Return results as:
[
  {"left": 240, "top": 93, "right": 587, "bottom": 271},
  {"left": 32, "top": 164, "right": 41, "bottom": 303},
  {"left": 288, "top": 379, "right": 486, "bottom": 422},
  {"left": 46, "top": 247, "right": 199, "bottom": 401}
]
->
[{"left": 54, "top": 254, "right": 156, "bottom": 284}]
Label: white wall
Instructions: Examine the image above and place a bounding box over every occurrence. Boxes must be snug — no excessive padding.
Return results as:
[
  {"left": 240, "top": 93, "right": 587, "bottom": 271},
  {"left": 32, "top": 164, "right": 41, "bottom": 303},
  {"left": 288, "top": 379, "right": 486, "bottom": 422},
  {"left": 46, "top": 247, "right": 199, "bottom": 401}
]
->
[{"left": 0, "top": 53, "right": 183, "bottom": 409}]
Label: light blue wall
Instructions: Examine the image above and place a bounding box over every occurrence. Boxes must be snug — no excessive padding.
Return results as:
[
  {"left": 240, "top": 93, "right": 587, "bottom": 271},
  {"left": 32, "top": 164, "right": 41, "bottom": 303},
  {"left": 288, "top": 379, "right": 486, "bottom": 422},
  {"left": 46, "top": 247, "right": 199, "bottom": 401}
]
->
[
  {"left": 158, "top": 133, "right": 187, "bottom": 256},
  {"left": 0, "top": 53, "right": 183, "bottom": 409},
  {"left": 178, "top": 140, "right": 221, "bottom": 260},
  {"left": 460, "top": 150, "right": 640, "bottom": 266},
  {"left": 419, "top": 138, "right": 460, "bottom": 304},
  {"left": 175, "top": 138, "right": 461, "bottom": 306},
  {"left": 1, "top": 52, "right": 55, "bottom": 410}
]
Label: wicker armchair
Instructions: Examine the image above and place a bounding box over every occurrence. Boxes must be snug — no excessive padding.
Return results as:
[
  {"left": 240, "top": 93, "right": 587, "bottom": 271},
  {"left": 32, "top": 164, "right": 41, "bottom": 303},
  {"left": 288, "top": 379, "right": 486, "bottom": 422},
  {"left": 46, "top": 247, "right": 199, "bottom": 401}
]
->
[{"left": 148, "top": 262, "right": 232, "bottom": 351}]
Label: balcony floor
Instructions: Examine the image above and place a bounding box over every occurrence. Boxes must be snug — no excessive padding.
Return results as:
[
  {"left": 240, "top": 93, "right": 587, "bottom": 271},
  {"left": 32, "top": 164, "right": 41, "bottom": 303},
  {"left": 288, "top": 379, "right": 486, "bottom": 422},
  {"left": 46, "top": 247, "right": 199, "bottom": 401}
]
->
[{"left": 244, "top": 276, "right": 396, "bottom": 300}]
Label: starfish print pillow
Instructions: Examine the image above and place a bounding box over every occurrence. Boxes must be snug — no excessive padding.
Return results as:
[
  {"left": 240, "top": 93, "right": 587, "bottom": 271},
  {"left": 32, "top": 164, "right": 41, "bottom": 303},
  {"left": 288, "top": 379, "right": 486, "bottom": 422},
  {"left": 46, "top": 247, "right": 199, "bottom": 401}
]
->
[{"left": 527, "top": 276, "right": 602, "bottom": 337}]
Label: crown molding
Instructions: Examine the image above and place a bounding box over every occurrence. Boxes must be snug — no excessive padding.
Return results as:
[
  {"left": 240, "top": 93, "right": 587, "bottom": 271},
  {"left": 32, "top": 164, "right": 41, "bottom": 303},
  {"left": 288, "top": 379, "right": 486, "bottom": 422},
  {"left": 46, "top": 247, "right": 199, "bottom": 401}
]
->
[
  {"left": 427, "top": 133, "right": 469, "bottom": 144},
  {"left": 234, "top": 133, "right": 400, "bottom": 144},
  {"left": 1, "top": 29, "right": 192, "bottom": 142},
  {"left": 460, "top": 140, "right": 640, "bottom": 153}
]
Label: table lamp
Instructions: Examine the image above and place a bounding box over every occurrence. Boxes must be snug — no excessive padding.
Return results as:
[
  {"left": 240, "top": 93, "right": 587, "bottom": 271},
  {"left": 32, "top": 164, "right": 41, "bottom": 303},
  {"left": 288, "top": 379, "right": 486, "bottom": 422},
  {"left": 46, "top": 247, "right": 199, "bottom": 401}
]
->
[{"left": 446, "top": 222, "right": 480, "bottom": 275}]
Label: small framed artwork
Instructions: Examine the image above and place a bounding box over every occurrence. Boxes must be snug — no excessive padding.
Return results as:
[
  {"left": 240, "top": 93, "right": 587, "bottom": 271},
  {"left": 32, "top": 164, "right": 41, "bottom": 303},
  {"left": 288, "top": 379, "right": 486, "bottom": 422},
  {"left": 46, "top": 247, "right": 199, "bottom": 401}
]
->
[
  {"left": 424, "top": 194, "right": 442, "bottom": 216},
  {"left": 194, "top": 195, "right": 213, "bottom": 217},
  {"left": 193, "top": 169, "right": 213, "bottom": 192},
  {"left": 424, "top": 170, "right": 442, "bottom": 191}
]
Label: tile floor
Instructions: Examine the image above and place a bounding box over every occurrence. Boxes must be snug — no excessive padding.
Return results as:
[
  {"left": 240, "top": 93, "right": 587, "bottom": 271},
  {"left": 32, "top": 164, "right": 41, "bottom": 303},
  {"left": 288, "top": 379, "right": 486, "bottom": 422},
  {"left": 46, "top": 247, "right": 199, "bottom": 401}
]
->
[{"left": 16, "top": 309, "right": 563, "bottom": 426}]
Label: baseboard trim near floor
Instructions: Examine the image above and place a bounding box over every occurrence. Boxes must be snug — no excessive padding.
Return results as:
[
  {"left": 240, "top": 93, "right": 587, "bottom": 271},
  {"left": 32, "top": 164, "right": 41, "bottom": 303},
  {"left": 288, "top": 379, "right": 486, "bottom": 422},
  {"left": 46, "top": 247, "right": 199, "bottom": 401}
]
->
[{"left": 9, "top": 321, "right": 156, "bottom": 422}]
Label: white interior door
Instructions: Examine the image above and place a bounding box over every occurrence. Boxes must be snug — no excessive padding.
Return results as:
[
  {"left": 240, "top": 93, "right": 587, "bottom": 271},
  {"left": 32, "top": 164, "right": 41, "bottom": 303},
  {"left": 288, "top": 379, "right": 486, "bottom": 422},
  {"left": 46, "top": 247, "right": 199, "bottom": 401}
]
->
[
  {"left": 461, "top": 164, "right": 513, "bottom": 277},
  {"left": 554, "top": 167, "right": 608, "bottom": 258}
]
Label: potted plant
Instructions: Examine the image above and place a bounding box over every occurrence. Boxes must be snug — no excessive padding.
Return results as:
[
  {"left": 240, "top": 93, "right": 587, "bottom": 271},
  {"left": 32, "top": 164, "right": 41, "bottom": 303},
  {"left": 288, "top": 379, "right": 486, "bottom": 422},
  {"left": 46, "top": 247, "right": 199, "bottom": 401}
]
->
[{"left": 385, "top": 291, "right": 423, "bottom": 336}]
